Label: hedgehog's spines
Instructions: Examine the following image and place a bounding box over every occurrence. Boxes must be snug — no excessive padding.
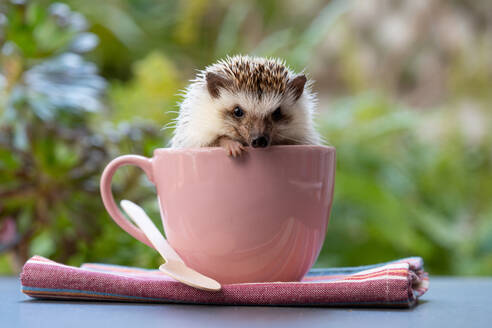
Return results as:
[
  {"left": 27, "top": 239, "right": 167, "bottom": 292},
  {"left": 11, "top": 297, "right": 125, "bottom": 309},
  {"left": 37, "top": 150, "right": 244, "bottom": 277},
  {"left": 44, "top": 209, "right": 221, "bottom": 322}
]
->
[
  {"left": 199, "top": 55, "right": 305, "bottom": 98},
  {"left": 170, "top": 55, "right": 322, "bottom": 149}
]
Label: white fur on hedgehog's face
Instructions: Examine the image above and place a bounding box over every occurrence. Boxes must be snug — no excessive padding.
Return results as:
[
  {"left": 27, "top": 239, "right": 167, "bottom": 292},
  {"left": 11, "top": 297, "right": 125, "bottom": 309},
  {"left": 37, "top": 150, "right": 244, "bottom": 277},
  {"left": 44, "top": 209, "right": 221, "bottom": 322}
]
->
[
  {"left": 196, "top": 74, "right": 313, "bottom": 148},
  {"left": 208, "top": 90, "right": 302, "bottom": 147}
]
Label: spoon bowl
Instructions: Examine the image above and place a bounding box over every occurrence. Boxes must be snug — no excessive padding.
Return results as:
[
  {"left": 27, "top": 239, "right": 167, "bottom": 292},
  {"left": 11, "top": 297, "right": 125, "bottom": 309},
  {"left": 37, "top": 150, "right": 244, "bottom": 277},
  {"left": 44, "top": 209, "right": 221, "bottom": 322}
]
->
[{"left": 120, "top": 200, "right": 221, "bottom": 292}]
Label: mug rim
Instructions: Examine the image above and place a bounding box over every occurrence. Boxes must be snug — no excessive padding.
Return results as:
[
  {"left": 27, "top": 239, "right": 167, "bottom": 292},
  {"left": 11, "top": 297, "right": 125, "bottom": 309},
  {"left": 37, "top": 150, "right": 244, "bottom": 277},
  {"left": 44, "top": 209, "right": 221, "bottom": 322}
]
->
[{"left": 154, "top": 144, "right": 335, "bottom": 155}]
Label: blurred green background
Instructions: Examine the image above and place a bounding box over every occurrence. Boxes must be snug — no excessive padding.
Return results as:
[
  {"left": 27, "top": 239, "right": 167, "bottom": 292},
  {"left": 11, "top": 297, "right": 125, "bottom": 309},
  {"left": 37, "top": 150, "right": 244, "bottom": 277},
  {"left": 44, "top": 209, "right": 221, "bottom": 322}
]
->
[{"left": 1, "top": 0, "right": 491, "bottom": 276}]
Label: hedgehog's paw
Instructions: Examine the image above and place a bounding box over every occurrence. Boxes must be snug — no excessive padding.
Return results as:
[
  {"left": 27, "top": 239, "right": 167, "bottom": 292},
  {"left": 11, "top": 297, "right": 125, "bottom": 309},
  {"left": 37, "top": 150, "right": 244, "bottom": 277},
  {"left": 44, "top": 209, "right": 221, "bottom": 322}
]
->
[{"left": 219, "top": 138, "right": 246, "bottom": 157}]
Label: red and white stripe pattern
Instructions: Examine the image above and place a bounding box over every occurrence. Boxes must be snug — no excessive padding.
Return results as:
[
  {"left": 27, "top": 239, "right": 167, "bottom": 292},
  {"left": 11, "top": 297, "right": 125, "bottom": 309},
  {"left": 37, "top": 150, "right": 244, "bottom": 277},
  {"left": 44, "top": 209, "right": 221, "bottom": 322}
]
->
[{"left": 21, "top": 256, "right": 429, "bottom": 307}]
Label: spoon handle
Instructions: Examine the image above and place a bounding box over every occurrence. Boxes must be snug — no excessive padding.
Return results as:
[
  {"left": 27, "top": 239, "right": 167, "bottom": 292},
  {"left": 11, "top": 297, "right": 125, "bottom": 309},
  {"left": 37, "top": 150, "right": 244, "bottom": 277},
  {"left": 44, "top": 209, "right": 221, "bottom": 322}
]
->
[{"left": 120, "top": 200, "right": 184, "bottom": 264}]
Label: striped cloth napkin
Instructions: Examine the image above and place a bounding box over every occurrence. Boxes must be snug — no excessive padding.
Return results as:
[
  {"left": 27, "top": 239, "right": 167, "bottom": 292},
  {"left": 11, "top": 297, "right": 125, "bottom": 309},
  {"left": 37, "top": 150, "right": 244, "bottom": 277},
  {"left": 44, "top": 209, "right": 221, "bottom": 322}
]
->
[{"left": 21, "top": 256, "right": 429, "bottom": 307}]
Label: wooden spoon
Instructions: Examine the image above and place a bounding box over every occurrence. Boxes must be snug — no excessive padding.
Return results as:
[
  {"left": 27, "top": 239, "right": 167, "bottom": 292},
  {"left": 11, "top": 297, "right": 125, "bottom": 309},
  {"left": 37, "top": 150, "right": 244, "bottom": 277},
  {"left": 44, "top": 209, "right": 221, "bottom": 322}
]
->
[{"left": 120, "top": 200, "right": 221, "bottom": 292}]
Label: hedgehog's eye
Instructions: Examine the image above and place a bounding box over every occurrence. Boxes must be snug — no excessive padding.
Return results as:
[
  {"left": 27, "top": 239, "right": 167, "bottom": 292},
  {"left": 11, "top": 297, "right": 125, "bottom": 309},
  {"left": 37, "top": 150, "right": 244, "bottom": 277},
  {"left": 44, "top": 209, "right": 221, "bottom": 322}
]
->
[
  {"left": 233, "top": 106, "right": 244, "bottom": 118},
  {"left": 272, "top": 107, "right": 283, "bottom": 121}
]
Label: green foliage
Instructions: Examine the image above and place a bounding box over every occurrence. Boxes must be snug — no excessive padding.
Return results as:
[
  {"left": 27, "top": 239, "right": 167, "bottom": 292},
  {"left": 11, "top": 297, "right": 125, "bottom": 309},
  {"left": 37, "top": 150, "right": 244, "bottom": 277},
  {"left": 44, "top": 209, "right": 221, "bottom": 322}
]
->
[
  {"left": 316, "top": 93, "right": 492, "bottom": 275},
  {"left": 109, "top": 52, "right": 182, "bottom": 129},
  {"left": 0, "top": 1, "right": 164, "bottom": 272},
  {"left": 1, "top": 0, "right": 491, "bottom": 276}
]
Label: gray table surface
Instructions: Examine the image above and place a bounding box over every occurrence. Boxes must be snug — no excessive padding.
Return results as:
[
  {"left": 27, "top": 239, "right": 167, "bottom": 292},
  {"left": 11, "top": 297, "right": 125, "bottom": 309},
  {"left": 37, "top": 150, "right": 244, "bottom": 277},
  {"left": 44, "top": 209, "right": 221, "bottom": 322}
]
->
[{"left": 1, "top": 277, "right": 491, "bottom": 328}]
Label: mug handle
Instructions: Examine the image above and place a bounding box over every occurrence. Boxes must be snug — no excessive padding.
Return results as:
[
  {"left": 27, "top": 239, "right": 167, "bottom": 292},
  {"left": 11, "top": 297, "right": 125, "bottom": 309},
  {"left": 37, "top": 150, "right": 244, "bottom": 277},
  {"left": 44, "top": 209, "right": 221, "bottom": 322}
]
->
[{"left": 100, "top": 155, "right": 155, "bottom": 249}]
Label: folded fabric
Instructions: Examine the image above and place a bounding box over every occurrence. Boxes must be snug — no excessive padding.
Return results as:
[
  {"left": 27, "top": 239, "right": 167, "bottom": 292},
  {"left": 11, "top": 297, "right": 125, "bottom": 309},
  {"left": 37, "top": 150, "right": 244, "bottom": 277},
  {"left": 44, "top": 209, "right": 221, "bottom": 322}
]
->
[{"left": 21, "top": 256, "right": 429, "bottom": 307}]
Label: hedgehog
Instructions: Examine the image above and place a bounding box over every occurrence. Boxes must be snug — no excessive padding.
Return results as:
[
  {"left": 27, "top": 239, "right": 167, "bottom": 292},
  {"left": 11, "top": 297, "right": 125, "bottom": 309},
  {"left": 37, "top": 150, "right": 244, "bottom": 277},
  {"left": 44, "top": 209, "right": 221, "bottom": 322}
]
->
[{"left": 170, "top": 55, "right": 321, "bottom": 157}]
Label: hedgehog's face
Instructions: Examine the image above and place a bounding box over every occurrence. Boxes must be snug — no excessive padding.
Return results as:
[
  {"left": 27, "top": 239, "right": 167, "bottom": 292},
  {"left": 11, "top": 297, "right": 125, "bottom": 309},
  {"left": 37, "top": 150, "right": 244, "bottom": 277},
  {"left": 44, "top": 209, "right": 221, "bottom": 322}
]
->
[{"left": 206, "top": 72, "right": 309, "bottom": 148}]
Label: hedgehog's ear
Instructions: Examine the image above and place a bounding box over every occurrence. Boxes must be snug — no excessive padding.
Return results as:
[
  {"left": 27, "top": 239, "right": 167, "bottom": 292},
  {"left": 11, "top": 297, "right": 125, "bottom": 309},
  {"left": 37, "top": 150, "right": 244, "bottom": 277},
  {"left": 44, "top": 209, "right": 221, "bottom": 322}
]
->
[
  {"left": 288, "top": 74, "right": 307, "bottom": 101},
  {"left": 206, "top": 72, "right": 230, "bottom": 98}
]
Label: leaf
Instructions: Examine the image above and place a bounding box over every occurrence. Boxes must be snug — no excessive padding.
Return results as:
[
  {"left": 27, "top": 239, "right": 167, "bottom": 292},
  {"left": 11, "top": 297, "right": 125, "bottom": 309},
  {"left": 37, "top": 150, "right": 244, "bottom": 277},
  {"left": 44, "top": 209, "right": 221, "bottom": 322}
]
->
[
  {"left": 23, "top": 53, "right": 106, "bottom": 117},
  {"left": 30, "top": 231, "right": 56, "bottom": 257},
  {"left": 69, "top": 32, "right": 99, "bottom": 53}
]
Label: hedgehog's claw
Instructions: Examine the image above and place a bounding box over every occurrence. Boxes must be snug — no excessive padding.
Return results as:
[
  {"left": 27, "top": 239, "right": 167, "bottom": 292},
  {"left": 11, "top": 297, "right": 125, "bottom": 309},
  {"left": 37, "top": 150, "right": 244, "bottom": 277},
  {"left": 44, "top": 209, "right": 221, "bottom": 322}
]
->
[{"left": 219, "top": 137, "right": 246, "bottom": 157}]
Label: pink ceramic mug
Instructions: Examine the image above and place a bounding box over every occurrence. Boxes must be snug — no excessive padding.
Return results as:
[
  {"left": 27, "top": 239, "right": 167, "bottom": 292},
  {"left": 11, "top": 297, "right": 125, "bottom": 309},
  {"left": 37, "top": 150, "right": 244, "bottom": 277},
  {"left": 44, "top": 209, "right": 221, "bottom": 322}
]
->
[{"left": 100, "top": 145, "right": 336, "bottom": 284}]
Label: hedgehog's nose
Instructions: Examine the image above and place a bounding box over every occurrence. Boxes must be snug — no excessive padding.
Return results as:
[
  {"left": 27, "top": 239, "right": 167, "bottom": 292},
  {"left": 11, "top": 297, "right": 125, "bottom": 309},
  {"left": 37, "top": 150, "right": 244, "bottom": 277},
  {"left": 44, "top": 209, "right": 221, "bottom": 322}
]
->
[{"left": 251, "top": 135, "right": 269, "bottom": 148}]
